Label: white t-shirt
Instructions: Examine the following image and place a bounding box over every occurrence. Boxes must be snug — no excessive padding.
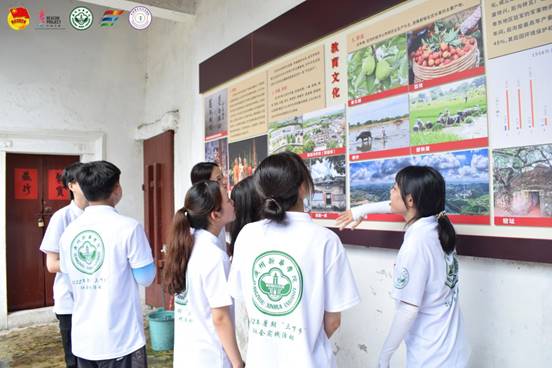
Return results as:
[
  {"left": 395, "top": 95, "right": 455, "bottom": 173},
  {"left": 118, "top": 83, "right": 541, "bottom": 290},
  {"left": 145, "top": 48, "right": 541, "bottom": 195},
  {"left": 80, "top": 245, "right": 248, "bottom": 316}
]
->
[
  {"left": 173, "top": 229, "right": 233, "bottom": 368},
  {"left": 392, "top": 216, "right": 469, "bottom": 368},
  {"left": 228, "top": 211, "right": 361, "bottom": 368},
  {"left": 59, "top": 205, "right": 153, "bottom": 360},
  {"left": 39, "top": 200, "right": 83, "bottom": 315}
]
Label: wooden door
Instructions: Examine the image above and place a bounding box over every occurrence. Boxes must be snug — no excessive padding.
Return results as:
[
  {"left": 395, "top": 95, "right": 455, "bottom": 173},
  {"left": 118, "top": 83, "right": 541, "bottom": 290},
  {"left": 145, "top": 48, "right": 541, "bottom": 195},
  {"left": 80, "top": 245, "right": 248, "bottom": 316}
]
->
[
  {"left": 143, "top": 131, "right": 174, "bottom": 308},
  {"left": 6, "top": 153, "right": 79, "bottom": 312}
]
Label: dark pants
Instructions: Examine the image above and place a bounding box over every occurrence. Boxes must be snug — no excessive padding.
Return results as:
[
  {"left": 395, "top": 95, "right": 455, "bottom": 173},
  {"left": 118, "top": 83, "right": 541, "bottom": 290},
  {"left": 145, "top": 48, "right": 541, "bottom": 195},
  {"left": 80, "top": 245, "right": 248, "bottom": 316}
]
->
[
  {"left": 77, "top": 346, "right": 148, "bottom": 368},
  {"left": 56, "top": 314, "right": 77, "bottom": 368}
]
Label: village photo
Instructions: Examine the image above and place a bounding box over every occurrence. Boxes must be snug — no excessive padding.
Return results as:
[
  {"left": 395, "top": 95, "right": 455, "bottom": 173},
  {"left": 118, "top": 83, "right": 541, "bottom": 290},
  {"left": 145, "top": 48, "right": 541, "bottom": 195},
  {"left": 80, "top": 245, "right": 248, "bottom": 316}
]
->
[
  {"left": 302, "top": 105, "right": 346, "bottom": 153},
  {"left": 228, "top": 135, "right": 268, "bottom": 187},
  {"left": 348, "top": 94, "right": 410, "bottom": 154},
  {"left": 347, "top": 33, "right": 408, "bottom": 100},
  {"left": 204, "top": 88, "right": 228, "bottom": 138},
  {"left": 493, "top": 144, "right": 552, "bottom": 218},
  {"left": 205, "top": 137, "right": 229, "bottom": 180},
  {"left": 350, "top": 148, "right": 490, "bottom": 216},
  {"left": 407, "top": 5, "right": 484, "bottom": 84},
  {"left": 307, "top": 155, "right": 346, "bottom": 213},
  {"left": 409, "top": 75, "right": 488, "bottom": 146},
  {"left": 267, "top": 116, "right": 303, "bottom": 154}
]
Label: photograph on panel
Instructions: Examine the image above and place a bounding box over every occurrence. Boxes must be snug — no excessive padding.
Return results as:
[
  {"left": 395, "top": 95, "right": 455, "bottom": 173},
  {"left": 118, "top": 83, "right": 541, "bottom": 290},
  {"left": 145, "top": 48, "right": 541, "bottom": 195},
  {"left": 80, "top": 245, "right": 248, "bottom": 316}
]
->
[
  {"left": 348, "top": 94, "right": 410, "bottom": 154},
  {"left": 347, "top": 33, "right": 408, "bottom": 100},
  {"left": 350, "top": 149, "right": 490, "bottom": 217},
  {"left": 306, "top": 155, "right": 346, "bottom": 214},
  {"left": 204, "top": 89, "right": 228, "bottom": 139},
  {"left": 302, "top": 105, "right": 346, "bottom": 153},
  {"left": 205, "top": 137, "right": 229, "bottom": 179},
  {"left": 228, "top": 135, "right": 267, "bottom": 187},
  {"left": 268, "top": 115, "right": 303, "bottom": 154},
  {"left": 493, "top": 144, "right": 552, "bottom": 218},
  {"left": 407, "top": 5, "right": 484, "bottom": 84},
  {"left": 409, "top": 75, "right": 488, "bottom": 146}
]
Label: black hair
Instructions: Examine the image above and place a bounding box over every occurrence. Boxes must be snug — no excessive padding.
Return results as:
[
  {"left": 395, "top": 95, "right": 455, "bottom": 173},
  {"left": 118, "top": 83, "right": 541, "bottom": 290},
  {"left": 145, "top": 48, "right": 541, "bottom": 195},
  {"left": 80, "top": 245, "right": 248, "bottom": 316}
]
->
[
  {"left": 395, "top": 166, "right": 456, "bottom": 254},
  {"left": 165, "top": 180, "right": 223, "bottom": 294},
  {"left": 76, "top": 160, "right": 121, "bottom": 202},
  {"left": 255, "top": 151, "right": 314, "bottom": 223},
  {"left": 60, "top": 162, "right": 84, "bottom": 200},
  {"left": 229, "top": 176, "right": 261, "bottom": 256},
  {"left": 190, "top": 162, "right": 218, "bottom": 184}
]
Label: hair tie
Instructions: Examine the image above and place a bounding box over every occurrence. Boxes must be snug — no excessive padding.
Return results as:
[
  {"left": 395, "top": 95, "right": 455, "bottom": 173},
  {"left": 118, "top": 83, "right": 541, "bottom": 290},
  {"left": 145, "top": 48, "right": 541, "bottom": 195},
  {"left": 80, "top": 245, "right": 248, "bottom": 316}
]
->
[
  {"left": 183, "top": 208, "right": 189, "bottom": 217},
  {"left": 437, "top": 210, "right": 447, "bottom": 220}
]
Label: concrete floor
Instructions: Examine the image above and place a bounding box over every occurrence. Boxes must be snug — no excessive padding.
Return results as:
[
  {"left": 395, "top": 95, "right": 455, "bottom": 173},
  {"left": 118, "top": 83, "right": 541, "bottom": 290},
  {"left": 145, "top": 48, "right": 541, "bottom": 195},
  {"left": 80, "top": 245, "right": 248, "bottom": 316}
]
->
[{"left": 0, "top": 323, "right": 173, "bottom": 367}]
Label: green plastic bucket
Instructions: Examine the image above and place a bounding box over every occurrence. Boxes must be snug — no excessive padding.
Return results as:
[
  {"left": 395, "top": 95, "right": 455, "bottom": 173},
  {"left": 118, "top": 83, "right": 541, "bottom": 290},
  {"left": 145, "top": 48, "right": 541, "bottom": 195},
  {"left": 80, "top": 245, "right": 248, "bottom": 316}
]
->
[{"left": 147, "top": 308, "right": 174, "bottom": 351}]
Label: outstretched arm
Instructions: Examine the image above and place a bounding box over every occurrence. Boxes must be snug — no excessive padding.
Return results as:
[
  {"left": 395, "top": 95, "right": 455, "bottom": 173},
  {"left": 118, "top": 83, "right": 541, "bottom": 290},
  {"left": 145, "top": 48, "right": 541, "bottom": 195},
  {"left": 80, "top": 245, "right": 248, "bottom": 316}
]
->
[
  {"left": 335, "top": 201, "right": 391, "bottom": 230},
  {"left": 212, "top": 306, "right": 245, "bottom": 368}
]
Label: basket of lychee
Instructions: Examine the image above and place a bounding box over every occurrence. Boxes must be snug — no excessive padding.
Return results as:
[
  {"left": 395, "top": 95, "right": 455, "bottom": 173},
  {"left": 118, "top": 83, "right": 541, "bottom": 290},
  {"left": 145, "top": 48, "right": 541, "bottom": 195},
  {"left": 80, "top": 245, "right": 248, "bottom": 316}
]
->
[{"left": 411, "top": 35, "right": 478, "bottom": 82}]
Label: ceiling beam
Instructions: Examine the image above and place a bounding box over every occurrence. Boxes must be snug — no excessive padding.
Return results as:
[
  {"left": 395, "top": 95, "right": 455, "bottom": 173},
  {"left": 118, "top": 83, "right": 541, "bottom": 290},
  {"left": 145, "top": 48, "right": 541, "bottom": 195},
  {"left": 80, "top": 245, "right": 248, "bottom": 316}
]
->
[{"left": 78, "top": 0, "right": 195, "bottom": 22}]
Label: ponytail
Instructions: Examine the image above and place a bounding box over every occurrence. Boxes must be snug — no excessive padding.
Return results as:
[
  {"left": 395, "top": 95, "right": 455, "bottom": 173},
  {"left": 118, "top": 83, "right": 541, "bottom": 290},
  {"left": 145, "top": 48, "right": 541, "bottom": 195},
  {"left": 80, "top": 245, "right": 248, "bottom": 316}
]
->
[
  {"left": 436, "top": 211, "right": 456, "bottom": 254},
  {"left": 164, "top": 208, "right": 194, "bottom": 295},
  {"left": 263, "top": 197, "right": 286, "bottom": 222},
  {"left": 164, "top": 180, "right": 223, "bottom": 294},
  {"left": 396, "top": 166, "right": 457, "bottom": 254}
]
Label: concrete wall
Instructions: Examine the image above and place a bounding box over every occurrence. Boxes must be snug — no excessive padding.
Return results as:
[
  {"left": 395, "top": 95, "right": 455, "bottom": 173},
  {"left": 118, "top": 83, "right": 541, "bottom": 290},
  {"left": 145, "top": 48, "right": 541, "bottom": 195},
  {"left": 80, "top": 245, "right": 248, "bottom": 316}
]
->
[{"left": 142, "top": 0, "right": 552, "bottom": 367}]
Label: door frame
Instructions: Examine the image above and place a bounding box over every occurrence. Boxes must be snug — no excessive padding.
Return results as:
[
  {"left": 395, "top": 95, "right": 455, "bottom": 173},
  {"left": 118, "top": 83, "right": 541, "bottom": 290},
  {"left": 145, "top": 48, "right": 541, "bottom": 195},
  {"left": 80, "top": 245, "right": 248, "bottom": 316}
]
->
[{"left": 0, "top": 129, "right": 104, "bottom": 329}]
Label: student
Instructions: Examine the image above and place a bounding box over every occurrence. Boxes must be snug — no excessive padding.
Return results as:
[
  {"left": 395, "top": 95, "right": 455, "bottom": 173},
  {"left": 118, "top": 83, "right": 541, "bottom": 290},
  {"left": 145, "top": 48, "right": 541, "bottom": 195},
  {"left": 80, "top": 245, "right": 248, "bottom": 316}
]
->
[
  {"left": 39, "top": 162, "right": 87, "bottom": 368},
  {"left": 59, "top": 160, "right": 155, "bottom": 367},
  {"left": 165, "top": 180, "right": 244, "bottom": 368},
  {"left": 191, "top": 161, "right": 228, "bottom": 253},
  {"left": 339, "top": 166, "right": 469, "bottom": 367},
  {"left": 229, "top": 175, "right": 261, "bottom": 256},
  {"left": 228, "top": 152, "right": 360, "bottom": 368}
]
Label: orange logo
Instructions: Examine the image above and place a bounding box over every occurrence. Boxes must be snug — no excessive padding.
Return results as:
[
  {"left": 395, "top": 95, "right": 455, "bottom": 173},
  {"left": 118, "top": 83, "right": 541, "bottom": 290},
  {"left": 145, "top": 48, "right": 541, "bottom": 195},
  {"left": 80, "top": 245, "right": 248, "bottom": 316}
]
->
[{"left": 7, "top": 7, "right": 30, "bottom": 30}]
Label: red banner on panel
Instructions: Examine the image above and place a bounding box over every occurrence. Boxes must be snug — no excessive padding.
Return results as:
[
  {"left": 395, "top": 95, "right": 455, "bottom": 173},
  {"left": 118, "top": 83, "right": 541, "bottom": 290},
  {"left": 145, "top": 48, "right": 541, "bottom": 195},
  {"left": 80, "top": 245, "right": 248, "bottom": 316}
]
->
[
  {"left": 300, "top": 147, "right": 346, "bottom": 159},
  {"left": 409, "top": 66, "right": 486, "bottom": 92},
  {"left": 411, "top": 137, "right": 489, "bottom": 155},
  {"left": 448, "top": 214, "right": 490, "bottom": 225},
  {"left": 494, "top": 216, "right": 552, "bottom": 227},
  {"left": 349, "top": 147, "right": 411, "bottom": 161},
  {"left": 48, "top": 169, "right": 69, "bottom": 200},
  {"left": 364, "top": 214, "right": 404, "bottom": 222},
  {"left": 14, "top": 168, "right": 38, "bottom": 200},
  {"left": 205, "top": 131, "right": 228, "bottom": 142},
  {"left": 310, "top": 212, "right": 340, "bottom": 220},
  {"left": 348, "top": 85, "right": 409, "bottom": 107}
]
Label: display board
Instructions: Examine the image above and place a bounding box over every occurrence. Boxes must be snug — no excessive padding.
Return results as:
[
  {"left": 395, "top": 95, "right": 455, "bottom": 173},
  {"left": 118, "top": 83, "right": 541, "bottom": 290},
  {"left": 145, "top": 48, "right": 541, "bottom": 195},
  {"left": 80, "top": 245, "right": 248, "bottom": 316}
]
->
[{"left": 202, "top": 0, "right": 552, "bottom": 255}]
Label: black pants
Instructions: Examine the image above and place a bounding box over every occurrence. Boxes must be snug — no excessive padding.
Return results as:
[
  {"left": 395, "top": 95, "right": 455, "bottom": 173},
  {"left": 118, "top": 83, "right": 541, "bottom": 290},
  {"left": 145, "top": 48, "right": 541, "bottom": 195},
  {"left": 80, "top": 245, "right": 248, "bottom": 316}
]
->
[
  {"left": 76, "top": 346, "right": 148, "bottom": 368},
  {"left": 56, "top": 314, "right": 77, "bottom": 368}
]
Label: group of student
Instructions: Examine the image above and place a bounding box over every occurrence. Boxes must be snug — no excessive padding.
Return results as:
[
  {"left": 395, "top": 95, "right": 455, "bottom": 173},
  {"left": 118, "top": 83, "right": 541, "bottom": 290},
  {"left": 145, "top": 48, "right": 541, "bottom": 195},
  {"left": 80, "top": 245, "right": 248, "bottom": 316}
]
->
[{"left": 41, "top": 152, "right": 469, "bottom": 368}]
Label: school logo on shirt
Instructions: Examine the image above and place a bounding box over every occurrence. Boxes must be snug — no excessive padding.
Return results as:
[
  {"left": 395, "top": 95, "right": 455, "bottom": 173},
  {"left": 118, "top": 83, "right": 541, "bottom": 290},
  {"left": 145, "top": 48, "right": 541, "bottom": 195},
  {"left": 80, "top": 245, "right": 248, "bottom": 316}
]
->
[
  {"left": 252, "top": 251, "right": 303, "bottom": 316},
  {"left": 444, "top": 252, "right": 459, "bottom": 289},
  {"left": 394, "top": 267, "right": 409, "bottom": 289},
  {"left": 70, "top": 230, "right": 105, "bottom": 275}
]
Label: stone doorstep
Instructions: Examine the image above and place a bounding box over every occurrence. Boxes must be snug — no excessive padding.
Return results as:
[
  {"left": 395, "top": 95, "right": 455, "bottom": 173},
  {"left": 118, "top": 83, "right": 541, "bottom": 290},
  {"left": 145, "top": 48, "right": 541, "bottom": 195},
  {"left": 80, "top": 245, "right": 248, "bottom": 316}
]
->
[{"left": 6, "top": 307, "right": 57, "bottom": 330}]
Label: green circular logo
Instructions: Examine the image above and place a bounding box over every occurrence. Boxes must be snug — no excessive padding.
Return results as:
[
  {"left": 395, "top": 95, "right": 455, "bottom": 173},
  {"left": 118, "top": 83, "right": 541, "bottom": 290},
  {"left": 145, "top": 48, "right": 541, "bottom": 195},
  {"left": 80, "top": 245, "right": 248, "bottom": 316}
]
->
[
  {"left": 394, "top": 267, "right": 409, "bottom": 289},
  {"left": 70, "top": 7, "right": 93, "bottom": 30},
  {"left": 70, "top": 230, "right": 104, "bottom": 274},
  {"left": 252, "top": 250, "right": 303, "bottom": 316}
]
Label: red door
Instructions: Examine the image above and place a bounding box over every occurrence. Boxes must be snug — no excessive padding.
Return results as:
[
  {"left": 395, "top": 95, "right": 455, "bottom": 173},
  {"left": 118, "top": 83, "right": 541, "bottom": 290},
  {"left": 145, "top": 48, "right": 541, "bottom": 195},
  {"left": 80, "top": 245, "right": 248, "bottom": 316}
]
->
[
  {"left": 143, "top": 131, "right": 174, "bottom": 308},
  {"left": 6, "top": 153, "right": 79, "bottom": 312}
]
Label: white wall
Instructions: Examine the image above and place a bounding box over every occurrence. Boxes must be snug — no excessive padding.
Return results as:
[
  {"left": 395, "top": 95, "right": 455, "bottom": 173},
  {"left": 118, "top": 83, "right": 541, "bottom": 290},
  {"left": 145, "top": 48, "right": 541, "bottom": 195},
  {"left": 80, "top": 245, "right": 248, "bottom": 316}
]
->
[
  {"left": 0, "top": 0, "right": 146, "bottom": 220},
  {"left": 0, "top": 0, "right": 147, "bottom": 328},
  {"left": 143, "top": 0, "right": 552, "bottom": 366}
]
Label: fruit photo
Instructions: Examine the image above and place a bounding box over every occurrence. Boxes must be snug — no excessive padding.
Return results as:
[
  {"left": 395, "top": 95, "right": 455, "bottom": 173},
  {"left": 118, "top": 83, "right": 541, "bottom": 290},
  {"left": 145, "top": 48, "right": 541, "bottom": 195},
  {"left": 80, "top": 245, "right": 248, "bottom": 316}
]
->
[
  {"left": 347, "top": 34, "right": 408, "bottom": 100},
  {"left": 407, "top": 5, "right": 484, "bottom": 84}
]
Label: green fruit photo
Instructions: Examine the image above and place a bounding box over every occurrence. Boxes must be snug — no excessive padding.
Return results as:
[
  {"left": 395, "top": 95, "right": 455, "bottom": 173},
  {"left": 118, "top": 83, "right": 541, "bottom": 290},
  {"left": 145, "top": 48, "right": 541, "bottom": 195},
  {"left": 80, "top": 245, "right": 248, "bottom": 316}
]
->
[{"left": 347, "top": 34, "right": 408, "bottom": 100}]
